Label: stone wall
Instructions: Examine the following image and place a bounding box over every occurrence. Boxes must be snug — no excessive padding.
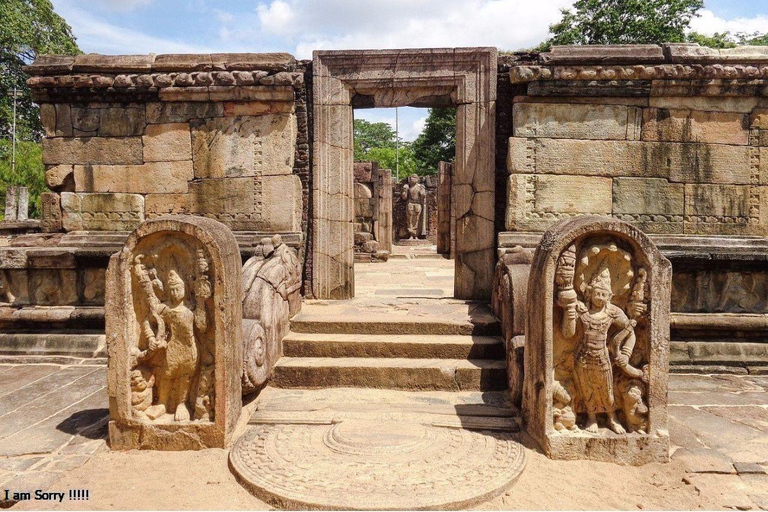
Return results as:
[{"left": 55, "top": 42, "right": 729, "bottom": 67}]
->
[
  {"left": 26, "top": 53, "right": 306, "bottom": 235},
  {"left": 504, "top": 44, "right": 768, "bottom": 237}
]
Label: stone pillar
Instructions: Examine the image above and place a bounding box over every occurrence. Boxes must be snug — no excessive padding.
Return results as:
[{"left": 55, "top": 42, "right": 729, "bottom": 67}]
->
[
  {"left": 106, "top": 215, "right": 243, "bottom": 450},
  {"left": 454, "top": 99, "right": 495, "bottom": 300},
  {"left": 312, "top": 94, "right": 354, "bottom": 298},
  {"left": 4, "top": 187, "right": 17, "bottom": 221},
  {"left": 523, "top": 215, "right": 671, "bottom": 465},
  {"left": 375, "top": 168, "right": 393, "bottom": 253},
  {"left": 437, "top": 162, "right": 453, "bottom": 256},
  {"left": 17, "top": 187, "right": 29, "bottom": 221}
]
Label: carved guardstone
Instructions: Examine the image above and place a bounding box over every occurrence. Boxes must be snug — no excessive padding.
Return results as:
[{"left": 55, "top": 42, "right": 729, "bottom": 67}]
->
[
  {"left": 522, "top": 216, "right": 671, "bottom": 465},
  {"left": 106, "top": 215, "right": 243, "bottom": 450}
]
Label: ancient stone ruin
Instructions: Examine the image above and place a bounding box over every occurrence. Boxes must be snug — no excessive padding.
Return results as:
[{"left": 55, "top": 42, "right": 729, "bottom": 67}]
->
[
  {"left": 523, "top": 216, "right": 671, "bottom": 464},
  {"left": 106, "top": 215, "right": 242, "bottom": 450},
  {"left": 352, "top": 162, "right": 392, "bottom": 262},
  {"left": 0, "top": 41, "right": 767, "bottom": 507},
  {"left": 241, "top": 234, "right": 302, "bottom": 393}
]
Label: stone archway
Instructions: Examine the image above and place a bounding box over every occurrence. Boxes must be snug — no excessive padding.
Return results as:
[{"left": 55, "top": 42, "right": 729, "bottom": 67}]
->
[{"left": 312, "top": 48, "right": 497, "bottom": 300}]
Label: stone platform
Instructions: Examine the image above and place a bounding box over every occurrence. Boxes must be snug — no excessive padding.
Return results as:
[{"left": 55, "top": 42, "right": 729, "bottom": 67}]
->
[{"left": 230, "top": 388, "right": 526, "bottom": 510}]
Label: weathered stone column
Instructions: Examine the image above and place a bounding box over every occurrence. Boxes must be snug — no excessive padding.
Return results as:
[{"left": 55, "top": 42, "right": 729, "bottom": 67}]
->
[
  {"left": 454, "top": 99, "right": 495, "bottom": 299},
  {"left": 107, "top": 215, "right": 243, "bottom": 450},
  {"left": 437, "top": 161, "right": 452, "bottom": 256},
  {"left": 523, "top": 215, "right": 671, "bottom": 465},
  {"left": 375, "top": 168, "right": 393, "bottom": 253},
  {"left": 17, "top": 187, "right": 28, "bottom": 221},
  {"left": 312, "top": 57, "right": 354, "bottom": 298},
  {"left": 4, "top": 187, "right": 17, "bottom": 221}
]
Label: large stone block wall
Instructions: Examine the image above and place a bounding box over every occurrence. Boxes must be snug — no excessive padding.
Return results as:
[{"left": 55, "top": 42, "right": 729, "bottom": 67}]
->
[
  {"left": 505, "top": 44, "right": 768, "bottom": 237},
  {"left": 26, "top": 53, "right": 307, "bottom": 235}
]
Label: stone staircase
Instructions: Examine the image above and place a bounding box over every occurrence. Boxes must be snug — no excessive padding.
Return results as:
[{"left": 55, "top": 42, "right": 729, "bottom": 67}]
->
[{"left": 271, "top": 301, "right": 508, "bottom": 392}]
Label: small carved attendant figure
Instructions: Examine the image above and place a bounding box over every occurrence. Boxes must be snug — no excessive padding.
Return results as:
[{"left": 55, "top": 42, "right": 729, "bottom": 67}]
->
[
  {"left": 130, "top": 368, "right": 155, "bottom": 419},
  {"left": 401, "top": 174, "right": 426, "bottom": 239},
  {"left": 558, "top": 267, "right": 636, "bottom": 434}
]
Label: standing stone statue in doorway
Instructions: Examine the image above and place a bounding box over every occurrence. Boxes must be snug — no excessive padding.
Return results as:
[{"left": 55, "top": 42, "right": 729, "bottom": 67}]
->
[{"left": 401, "top": 174, "right": 427, "bottom": 239}]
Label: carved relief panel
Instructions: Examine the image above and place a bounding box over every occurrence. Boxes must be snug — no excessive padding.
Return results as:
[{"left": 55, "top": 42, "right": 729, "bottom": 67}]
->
[
  {"left": 107, "top": 215, "right": 242, "bottom": 450},
  {"left": 523, "top": 216, "right": 671, "bottom": 465}
]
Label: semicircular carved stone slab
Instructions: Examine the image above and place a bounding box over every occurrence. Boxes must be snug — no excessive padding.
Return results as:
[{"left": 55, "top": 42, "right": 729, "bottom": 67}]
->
[
  {"left": 230, "top": 420, "right": 526, "bottom": 510},
  {"left": 106, "top": 215, "right": 243, "bottom": 450},
  {"left": 522, "top": 215, "right": 671, "bottom": 465},
  {"left": 241, "top": 234, "right": 302, "bottom": 394}
]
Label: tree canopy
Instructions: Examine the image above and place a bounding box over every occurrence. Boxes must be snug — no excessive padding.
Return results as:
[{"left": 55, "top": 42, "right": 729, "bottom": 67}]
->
[
  {"left": 353, "top": 116, "right": 435, "bottom": 178},
  {"left": 1, "top": 0, "right": 80, "bottom": 141},
  {"left": 543, "top": 0, "right": 704, "bottom": 49},
  {"left": 411, "top": 108, "right": 455, "bottom": 175}
]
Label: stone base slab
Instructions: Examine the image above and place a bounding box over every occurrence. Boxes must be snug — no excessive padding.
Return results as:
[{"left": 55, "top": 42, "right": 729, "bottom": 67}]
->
[{"left": 545, "top": 431, "right": 670, "bottom": 465}]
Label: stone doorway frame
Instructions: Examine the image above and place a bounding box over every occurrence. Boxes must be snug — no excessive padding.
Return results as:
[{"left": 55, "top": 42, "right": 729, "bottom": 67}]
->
[{"left": 312, "top": 48, "right": 497, "bottom": 300}]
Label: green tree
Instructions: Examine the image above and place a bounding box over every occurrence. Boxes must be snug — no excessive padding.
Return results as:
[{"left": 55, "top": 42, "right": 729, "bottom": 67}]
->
[
  {"left": 687, "top": 30, "right": 768, "bottom": 49},
  {"left": 0, "top": 140, "right": 45, "bottom": 218},
  {"left": 543, "top": 0, "right": 703, "bottom": 49},
  {"left": 366, "top": 144, "right": 418, "bottom": 178},
  {"left": 353, "top": 119, "right": 396, "bottom": 161},
  {"left": 1, "top": 0, "right": 79, "bottom": 218},
  {"left": 1, "top": 0, "right": 80, "bottom": 141},
  {"left": 411, "top": 108, "right": 455, "bottom": 175}
]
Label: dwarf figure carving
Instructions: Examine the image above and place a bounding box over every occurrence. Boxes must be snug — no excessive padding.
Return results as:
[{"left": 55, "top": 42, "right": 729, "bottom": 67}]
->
[
  {"left": 552, "top": 378, "right": 577, "bottom": 431},
  {"left": 130, "top": 367, "right": 155, "bottom": 419}
]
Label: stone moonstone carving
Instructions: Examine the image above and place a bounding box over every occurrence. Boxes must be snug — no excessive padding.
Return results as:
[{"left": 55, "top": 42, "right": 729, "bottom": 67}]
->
[
  {"left": 107, "top": 215, "right": 242, "bottom": 450},
  {"left": 523, "top": 216, "right": 671, "bottom": 465}
]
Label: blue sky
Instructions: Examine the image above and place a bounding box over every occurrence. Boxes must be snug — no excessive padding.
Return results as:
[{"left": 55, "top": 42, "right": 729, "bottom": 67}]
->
[{"left": 50, "top": 0, "right": 768, "bottom": 140}]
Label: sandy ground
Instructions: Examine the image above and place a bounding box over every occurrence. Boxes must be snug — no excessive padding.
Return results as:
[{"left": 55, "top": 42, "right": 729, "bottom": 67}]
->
[{"left": 11, "top": 432, "right": 717, "bottom": 511}]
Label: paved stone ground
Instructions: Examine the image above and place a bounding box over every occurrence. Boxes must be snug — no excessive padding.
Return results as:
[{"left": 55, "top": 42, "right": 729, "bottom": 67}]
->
[
  {"left": 1, "top": 259, "right": 767, "bottom": 509},
  {"left": 0, "top": 363, "right": 108, "bottom": 499},
  {"left": 354, "top": 257, "right": 454, "bottom": 298},
  {"left": 1, "top": 367, "right": 767, "bottom": 509}
]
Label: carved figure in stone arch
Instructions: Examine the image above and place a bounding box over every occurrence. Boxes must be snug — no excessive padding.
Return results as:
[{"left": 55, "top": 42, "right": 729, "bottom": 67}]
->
[
  {"left": 401, "top": 174, "right": 427, "bottom": 239},
  {"left": 0, "top": 270, "right": 14, "bottom": 304},
  {"left": 555, "top": 242, "right": 650, "bottom": 435},
  {"left": 133, "top": 250, "right": 212, "bottom": 422},
  {"left": 130, "top": 367, "right": 155, "bottom": 419}
]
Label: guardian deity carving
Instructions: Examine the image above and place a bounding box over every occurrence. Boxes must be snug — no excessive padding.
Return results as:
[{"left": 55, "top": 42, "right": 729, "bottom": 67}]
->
[{"left": 554, "top": 242, "right": 650, "bottom": 435}]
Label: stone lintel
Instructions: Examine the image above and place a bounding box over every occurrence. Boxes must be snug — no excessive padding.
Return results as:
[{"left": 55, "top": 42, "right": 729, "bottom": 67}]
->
[{"left": 27, "top": 52, "right": 296, "bottom": 76}]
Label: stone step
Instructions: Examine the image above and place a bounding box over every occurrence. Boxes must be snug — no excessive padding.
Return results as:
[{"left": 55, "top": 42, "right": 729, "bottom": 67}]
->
[
  {"left": 271, "top": 357, "right": 507, "bottom": 391},
  {"left": 282, "top": 332, "right": 505, "bottom": 359},
  {"left": 0, "top": 332, "right": 106, "bottom": 358},
  {"left": 290, "top": 311, "right": 501, "bottom": 336}
]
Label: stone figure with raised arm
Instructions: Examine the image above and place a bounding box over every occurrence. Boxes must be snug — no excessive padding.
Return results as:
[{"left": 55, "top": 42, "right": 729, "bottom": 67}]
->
[
  {"left": 555, "top": 244, "right": 646, "bottom": 435},
  {"left": 133, "top": 252, "right": 212, "bottom": 422}
]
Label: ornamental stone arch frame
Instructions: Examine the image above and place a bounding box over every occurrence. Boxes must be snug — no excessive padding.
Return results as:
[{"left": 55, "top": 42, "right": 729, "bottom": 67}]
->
[{"left": 312, "top": 48, "right": 497, "bottom": 300}]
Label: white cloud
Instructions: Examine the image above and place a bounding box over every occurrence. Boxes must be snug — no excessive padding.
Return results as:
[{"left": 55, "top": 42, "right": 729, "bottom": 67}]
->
[
  {"left": 71, "top": 0, "right": 152, "bottom": 14},
  {"left": 404, "top": 115, "right": 427, "bottom": 142},
  {"left": 257, "top": 1, "right": 296, "bottom": 35},
  {"left": 690, "top": 9, "right": 768, "bottom": 36},
  {"left": 260, "top": 0, "right": 574, "bottom": 59},
  {"left": 53, "top": 1, "right": 211, "bottom": 54}
]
